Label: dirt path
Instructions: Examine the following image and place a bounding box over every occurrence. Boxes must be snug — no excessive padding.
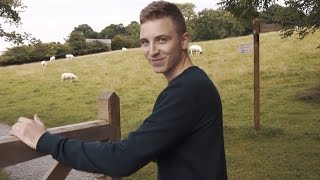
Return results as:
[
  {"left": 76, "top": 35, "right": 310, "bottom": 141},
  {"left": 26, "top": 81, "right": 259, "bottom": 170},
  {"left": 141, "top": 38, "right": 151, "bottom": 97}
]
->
[{"left": 0, "top": 123, "right": 102, "bottom": 180}]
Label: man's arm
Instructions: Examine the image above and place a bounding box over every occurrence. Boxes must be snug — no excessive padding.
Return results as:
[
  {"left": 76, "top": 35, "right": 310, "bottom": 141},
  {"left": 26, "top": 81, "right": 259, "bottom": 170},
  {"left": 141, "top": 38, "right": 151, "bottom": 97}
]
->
[{"left": 10, "top": 83, "right": 199, "bottom": 177}]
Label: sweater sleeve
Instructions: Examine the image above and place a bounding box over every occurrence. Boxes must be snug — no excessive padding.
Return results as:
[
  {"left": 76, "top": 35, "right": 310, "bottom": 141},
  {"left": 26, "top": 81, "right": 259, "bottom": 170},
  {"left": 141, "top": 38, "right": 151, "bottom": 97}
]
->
[{"left": 36, "top": 83, "right": 199, "bottom": 177}]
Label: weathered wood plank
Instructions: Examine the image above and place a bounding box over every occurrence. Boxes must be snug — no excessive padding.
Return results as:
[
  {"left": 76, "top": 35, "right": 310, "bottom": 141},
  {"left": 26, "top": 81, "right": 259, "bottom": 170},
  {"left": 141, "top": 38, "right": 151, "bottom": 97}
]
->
[
  {"left": 0, "top": 120, "right": 114, "bottom": 168},
  {"left": 41, "top": 160, "right": 72, "bottom": 180}
]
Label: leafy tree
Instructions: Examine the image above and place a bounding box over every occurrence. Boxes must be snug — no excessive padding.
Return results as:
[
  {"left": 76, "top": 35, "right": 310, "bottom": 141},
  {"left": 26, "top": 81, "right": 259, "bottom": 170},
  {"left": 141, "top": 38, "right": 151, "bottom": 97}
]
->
[
  {"left": 53, "top": 42, "right": 72, "bottom": 59},
  {"left": 72, "top": 24, "right": 99, "bottom": 39},
  {"left": 281, "top": 0, "right": 319, "bottom": 44},
  {"left": 29, "top": 43, "right": 56, "bottom": 61},
  {"left": 275, "top": 6, "right": 305, "bottom": 27},
  {"left": 260, "top": 4, "right": 305, "bottom": 26},
  {"left": 259, "top": 4, "right": 284, "bottom": 23},
  {"left": 0, "top": 0, "right": 38, "bottom": 45},
  {"left": 112, "top": 34, "right": 140, "bottom": 50},
  {"left": 193, "top": 9, "right": 244, "bottom": 41},
  {"left": 125, "top": 21, "right": 140, "bottom": 37},
  {"left": 176, "top": 3, "right": 197, "bottom": 21},
  {"left": 66, "top": 31, "right": 87, "bottom": 55},
  {"left": 0, "top": 45, "right": 32, "bottom": 65},
  {"left": 176, "top": 3, "right": 197, "bottom": 40},
  {"left": 218, "top": 0, "right": 320, "bottom": 46},
  {"left": 86, "top": 40, "right": 109, "bottom": 54},
  {"left": 100, "top": 24, "right": 126, "bottom": 39}
]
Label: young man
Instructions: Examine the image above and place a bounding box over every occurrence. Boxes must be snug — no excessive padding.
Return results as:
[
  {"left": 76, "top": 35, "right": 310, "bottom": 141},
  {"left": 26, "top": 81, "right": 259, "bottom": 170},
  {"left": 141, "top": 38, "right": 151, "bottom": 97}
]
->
[{"left": 9, "top": 1, "right": 227, "bottom": 179}]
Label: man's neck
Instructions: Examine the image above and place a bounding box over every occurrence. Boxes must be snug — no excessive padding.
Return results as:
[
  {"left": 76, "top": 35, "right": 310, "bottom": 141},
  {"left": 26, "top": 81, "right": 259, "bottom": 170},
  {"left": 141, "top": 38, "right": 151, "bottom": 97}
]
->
[{"left": 165, "top": 53, "right": 193, "bottom": 82}]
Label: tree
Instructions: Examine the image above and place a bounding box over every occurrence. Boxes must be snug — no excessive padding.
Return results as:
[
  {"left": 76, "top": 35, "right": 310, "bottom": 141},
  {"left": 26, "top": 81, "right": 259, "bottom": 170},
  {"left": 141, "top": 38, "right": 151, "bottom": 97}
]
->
[
  {"left": 72, "top": 24, "right": 99, "bottom": 39},
  {"left": 0, "top": 45, "right": 32, "bottom": 65},
  {"left": 66, "top": 31, "right": 87, "bottom": 55},
  {"left": 193, "top": 9, "right": 244, "bottom": 41},
  {"left": 99, "top": 24, "right": 126, "bottom": 39},
  {"left": 176, "top": 3, "right": 197, "bottom": 21},
  {"left": 29, "top": 43, "right": 56, "bottom": 61},
  {"left": 86, "top": 40, "right": 109, "bottom": 54},
  {"left": 125, "top": 21, "right": 140, "bottom": 37},
  {"left": 176, "top": 3, "right": 197, "bottom": 40},
  {"left": 0, "top": 0, "right": 31, "bottom": 44},
  {"left": 218, "top": 0, "right": 320, "bottom": 46},
  {"left": 259, "top": 4, "right": 285, "bottom": 23},
  {"left": 259, "top": 4, "right": 306, "bottom": 27},
  {"left": 53, "top": 42, "right": 72, "bottom": 58},
  {"left": 281, "top": 0, "right": 319, "bottom": 43}
]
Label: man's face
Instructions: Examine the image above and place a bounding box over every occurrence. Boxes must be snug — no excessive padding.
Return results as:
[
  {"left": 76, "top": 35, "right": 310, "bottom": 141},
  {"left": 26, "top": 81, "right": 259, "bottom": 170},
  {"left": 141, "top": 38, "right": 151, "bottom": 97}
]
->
[{"left": 140, "top": 17, "right": 188, "bottom": 79}]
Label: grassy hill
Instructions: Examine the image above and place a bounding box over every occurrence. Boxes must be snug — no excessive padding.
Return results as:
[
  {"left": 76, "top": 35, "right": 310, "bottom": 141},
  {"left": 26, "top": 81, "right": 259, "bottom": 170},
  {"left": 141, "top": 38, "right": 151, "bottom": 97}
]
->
[{"left": 0, "top": 31, "right": 319, "bottom": 179}]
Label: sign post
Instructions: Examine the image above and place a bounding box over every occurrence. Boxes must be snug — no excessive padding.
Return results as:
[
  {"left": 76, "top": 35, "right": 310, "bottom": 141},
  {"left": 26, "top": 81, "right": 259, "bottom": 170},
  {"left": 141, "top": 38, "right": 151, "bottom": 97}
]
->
[{"left": 253, "top": 19, "right": 260, "bottom": 131}]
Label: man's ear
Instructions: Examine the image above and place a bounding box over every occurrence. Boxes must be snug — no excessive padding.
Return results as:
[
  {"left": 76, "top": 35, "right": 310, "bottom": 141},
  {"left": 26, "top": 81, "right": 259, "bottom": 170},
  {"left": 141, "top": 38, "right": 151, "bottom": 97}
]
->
[{"left": 181, "top": 32, "right": 190, "bottom": 50}]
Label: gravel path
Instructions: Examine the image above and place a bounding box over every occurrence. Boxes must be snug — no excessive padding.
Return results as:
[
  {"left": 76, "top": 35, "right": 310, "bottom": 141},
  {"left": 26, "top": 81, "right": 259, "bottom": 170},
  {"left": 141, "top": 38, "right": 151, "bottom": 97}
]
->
[{"left": 0, "top": 123, "right": 103, "bottom": 180}]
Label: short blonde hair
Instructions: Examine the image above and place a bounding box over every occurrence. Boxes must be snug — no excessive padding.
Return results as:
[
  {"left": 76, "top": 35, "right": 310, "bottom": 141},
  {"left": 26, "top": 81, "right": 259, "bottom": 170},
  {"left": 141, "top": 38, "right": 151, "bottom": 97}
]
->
[{"left": 140, "top": 1, "right": 187, "bottom": 35}]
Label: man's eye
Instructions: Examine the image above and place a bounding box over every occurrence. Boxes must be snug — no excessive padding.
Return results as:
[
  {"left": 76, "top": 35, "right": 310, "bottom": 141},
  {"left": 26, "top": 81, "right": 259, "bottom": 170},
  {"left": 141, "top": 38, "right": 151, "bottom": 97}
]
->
[
  {"left": 141, "top": 41, "right": 149, "bottom": 47},
  {"left": 159, "top": 38, "right": 166, "bottom": 43}
]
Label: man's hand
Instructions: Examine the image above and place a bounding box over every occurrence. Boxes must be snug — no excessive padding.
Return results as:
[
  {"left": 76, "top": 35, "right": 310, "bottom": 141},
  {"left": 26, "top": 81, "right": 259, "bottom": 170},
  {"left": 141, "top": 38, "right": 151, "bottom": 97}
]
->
[{"left": 9, "top": 114, "right": 47, "bottom": 150}]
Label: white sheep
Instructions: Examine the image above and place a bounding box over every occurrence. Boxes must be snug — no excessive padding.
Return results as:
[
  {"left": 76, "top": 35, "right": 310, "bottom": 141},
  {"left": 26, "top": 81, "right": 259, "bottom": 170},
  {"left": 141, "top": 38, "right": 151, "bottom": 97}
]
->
[
  {"left": 49, "top": 56, "right": 55, "bottom": 61},
  {"left": 65, "top": 54, "right": 74, "bottom": 59},
  {"left": 61, "top": 73, "right": 78, "bottom": 82},
  {"left": 41, "top": 61, "right": 48, "bottom": 68},
  {"left": 122, "top": 47, "right": 128, "bottom": 51},
  {"left": 189, "top": 45, "right": 203, "bottom": 56}
]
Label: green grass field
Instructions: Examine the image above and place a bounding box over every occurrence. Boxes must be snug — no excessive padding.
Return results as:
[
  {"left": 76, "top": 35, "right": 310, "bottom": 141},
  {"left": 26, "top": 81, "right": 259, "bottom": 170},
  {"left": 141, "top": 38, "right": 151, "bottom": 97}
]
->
[{"left": 0, "top": 31, "right": 319, "bottom": 179}]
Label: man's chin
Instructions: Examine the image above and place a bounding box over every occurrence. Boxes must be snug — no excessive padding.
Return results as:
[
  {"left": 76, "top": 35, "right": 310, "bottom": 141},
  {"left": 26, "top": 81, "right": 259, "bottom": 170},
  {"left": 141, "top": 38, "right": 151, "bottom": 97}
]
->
[{"left": 152, "top": 67, "right": 164, "bottom": 74}]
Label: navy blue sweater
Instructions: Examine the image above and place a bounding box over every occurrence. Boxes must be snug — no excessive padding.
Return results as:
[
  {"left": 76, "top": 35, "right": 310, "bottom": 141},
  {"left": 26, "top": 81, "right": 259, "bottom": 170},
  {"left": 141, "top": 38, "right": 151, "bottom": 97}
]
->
[{"left": 37, "top": 66, "right": 227, "bottom": 179}]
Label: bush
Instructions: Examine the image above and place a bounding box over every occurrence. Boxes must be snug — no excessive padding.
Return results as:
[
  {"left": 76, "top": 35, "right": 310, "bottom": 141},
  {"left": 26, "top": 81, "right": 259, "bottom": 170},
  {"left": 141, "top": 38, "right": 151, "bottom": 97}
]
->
[
  {"left": 112, "top": 34, "right": 140, "bottom": 50},
  {"left": 29, "top": 43, "right": 56, "bottom": 62},
  {"left": 86, "top": 41, "right": 110, "bottom": 54},
  {"left": 0, "top": 45, "right": 32, "bottom": 65}
]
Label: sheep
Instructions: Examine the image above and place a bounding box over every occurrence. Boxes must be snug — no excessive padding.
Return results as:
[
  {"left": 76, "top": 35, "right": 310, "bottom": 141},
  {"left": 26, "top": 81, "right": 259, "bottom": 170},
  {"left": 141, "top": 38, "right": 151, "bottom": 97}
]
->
[
  {"left": 49, "top": 56, "right": 55, "bottom": 61},
  {"left": 41, "top": 61, "right": 48, "bottom": 68},
  {"left": 65, "top": 54, "right": 74, "bottom": 59},
  {"left": 189, "top": 45, "right": 203, "bottom": 56},
  {"left": 61, "top": 73, "right": 78, "bottom": 82},
  {"left": 122, "top": 47, "right": 128, "bottom": 51}
]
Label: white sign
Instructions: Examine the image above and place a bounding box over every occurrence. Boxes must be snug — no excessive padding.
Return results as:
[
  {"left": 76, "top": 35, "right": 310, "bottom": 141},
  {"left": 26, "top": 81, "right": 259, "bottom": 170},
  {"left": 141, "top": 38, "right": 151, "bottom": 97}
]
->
[{"left": 240, "top": 43, "right": 253, "bottom": 54}]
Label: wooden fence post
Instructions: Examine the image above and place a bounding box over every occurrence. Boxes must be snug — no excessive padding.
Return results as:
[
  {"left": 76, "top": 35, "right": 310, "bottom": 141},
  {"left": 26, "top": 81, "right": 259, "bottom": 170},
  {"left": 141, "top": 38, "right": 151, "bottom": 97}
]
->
[
  {"left": 97, "top": 91, "right": 122, "bottom": 180},
  {"left": 98, "top": 91, "right": 121, "bottom": 141},
  {"left": 253, "top": 18, "right": 261, "bottom": 131},
  {"left": 43, "top": 91, "right": 121, "bottom": 180}
]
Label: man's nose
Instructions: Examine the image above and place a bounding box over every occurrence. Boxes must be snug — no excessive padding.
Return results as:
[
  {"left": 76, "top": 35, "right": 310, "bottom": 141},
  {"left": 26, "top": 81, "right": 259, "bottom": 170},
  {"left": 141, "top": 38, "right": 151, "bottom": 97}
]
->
[{"left": 149, "top": 43, "right": 159, "bottom": 56}]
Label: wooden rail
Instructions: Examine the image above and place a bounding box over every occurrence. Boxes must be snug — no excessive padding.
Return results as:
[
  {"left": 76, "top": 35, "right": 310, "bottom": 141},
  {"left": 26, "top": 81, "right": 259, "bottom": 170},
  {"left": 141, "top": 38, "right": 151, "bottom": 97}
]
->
[{"left": 0, "top": 91, "right": 121, "bottom": 180}]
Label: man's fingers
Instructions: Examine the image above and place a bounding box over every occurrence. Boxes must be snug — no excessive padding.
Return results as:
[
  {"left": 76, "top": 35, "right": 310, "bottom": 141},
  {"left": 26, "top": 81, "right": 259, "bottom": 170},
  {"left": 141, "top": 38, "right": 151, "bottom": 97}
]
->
[{"left": 9, "top": 122, "right": 20, "bottom": 136}]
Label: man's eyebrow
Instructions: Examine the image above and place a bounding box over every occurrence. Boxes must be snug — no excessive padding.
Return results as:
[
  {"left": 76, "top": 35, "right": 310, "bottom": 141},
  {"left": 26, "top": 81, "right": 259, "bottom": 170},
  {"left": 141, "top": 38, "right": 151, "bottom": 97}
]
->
[
  {"left": 139, "top": 34, "right": 171, "bottom": 41},
  {"left": 139, "top": 38, "right": 148, "bottom": 42},
  {"left": 156, "top": 34, "right": 170, "bottom": 38}
]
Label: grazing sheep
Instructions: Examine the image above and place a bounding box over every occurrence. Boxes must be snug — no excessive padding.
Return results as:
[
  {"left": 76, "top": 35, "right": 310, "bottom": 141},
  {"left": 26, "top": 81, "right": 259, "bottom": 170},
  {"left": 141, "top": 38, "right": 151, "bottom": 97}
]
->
[
  {"left": 41, "top": 61, "right": 48, "bottom": 68},
  {"left": 49, "top": 56, "right": 55, "bottom": 61},
  {"left": 65, "top": 54, "right": 74, "bottom": 59},
  {"left": 189, "top": 45, "right": 203, "bottom": 56},
  {"left": 122, "top": 47, "right": 128, "bottom": 50},
  {"left": 61, "top": 73, "right": 78, "bottom": 82}
]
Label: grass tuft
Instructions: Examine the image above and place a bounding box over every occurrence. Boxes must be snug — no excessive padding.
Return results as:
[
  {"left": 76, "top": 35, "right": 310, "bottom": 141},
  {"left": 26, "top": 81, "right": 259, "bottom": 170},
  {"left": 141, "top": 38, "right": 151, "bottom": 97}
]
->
[{"left": 295, "top": 85, "right": 320, "bottom": 103}]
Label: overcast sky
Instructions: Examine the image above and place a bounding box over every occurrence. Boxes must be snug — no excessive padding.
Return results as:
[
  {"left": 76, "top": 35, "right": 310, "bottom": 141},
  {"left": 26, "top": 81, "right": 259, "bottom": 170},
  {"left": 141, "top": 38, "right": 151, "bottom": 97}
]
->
[
  {"left": 0, "top": 0, "right": 222, "bottom": 52},
  {"left": 0, "top": 0, "right": 285, "bottom": 53}
]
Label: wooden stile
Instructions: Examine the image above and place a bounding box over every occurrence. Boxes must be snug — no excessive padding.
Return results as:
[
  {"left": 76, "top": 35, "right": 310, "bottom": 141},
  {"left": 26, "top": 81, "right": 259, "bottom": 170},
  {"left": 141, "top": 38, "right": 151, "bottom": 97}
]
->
[{"left": 0, "top": 91, "right": 121, "bottom": 180}]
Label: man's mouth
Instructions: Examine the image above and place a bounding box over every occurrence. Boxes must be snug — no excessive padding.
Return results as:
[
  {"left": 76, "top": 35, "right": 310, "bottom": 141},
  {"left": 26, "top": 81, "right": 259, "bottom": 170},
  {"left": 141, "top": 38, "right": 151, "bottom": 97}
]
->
[{"left": 150, "top": 58, "right": 165, "bottom": 66}]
